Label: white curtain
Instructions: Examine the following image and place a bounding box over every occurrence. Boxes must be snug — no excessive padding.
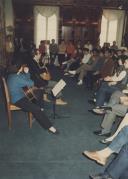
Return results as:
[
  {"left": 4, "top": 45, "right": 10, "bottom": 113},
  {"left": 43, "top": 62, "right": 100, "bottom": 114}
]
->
[
  {"left": 34, "top": 6, "right": 59, "bottom": 47},
  {"left": 100, "top": 9, "right": 125, "bottom": 47}
]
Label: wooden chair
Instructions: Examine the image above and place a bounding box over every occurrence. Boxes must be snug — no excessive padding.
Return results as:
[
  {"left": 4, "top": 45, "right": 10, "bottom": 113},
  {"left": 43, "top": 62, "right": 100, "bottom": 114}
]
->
[{"left": 1, "top": 77, "right": 33, "bottom": 129}]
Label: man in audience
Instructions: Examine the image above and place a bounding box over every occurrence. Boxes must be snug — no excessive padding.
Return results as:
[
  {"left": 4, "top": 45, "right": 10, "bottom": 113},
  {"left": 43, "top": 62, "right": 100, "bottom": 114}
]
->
[
  {"left": 110, "top": 41, "right": 118, "bottom": 51},
  {"left": 68, "top": 49, "right": 100, "bottom": 85},
  {"left": 26, "top": 50, "right": 67, "bottom": 105},
  {"left": 83, "top": 125, "right": 128, "bottom": 166},
  {"left": 93, "top": 95, "right": 128, "bottom": 136},
  {"left": 63, "top": 48, "right": 83, "bottom": 73},
  {"left": 92, "top": 58, "right": 128, "bottom": 114},
  {"left": 49, "top": 39, "right": 58, "bottom": 64},
  {"left": 89, "top": 143, "right": 128, "bottom": 179}
]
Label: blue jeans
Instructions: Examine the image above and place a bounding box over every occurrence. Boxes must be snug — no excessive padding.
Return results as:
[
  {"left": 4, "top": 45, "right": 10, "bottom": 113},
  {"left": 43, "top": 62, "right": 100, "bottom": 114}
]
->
[
  {"left": 96, "top": 82, "right": 119, "bottom": 107},
  {"left": 109, "top": 126, "right": 128, "bottom": 153},
  {"left": 105, "top": 143, "right": 128, "bottom": 179}
]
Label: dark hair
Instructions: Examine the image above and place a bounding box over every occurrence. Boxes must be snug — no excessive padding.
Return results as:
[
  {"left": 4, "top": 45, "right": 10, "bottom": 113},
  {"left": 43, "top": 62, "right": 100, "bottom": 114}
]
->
[
  {"left": 92, "top": 48, "right": 99, "bottom": 53},
  {"left": 83, "top": 48, "right": 89, "bottom": 52}
]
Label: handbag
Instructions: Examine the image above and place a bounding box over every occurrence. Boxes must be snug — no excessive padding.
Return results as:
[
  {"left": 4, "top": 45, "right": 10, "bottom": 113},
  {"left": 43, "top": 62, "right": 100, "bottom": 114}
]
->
[{"left": 40, "top": 67, "right": 51, "bottom": 81}]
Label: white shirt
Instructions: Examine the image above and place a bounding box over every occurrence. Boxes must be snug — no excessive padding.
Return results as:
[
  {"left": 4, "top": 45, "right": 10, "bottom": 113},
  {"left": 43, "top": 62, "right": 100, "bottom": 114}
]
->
[
  {"left": 84, "top": 44, "right": 93, "bottom": 51},
  {"left": 82, "top": 53, "right": 91, "bottom": 64},
  {"left": 111, "top": 71, "right": 126, "bottom": 82}
]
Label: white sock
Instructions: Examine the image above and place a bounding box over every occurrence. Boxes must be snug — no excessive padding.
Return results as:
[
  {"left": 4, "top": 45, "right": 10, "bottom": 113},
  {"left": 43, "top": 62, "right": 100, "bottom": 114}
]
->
[
  {"left": 49, "top": 126, "right": 56, "bottom": 133},
  {"left": 69, "top": 70, "right": 76, "bottom": 75},
  {"left": 77, "top": 80, "right": 83, "bottom": 85}
]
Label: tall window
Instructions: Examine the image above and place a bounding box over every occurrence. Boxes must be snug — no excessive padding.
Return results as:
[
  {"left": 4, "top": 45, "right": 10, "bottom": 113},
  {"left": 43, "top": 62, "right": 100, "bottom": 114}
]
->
[
  {"left": 47, "top": 15, "right": 57, "bottom": 41},
  {"left": 107, "top": 20, "right": 117, "bottom": 43},
  {"left": 36, "top": 14, "right": 46, "bottom": 46},
  {"left": 100, "top": 16, "right": 118, "bottom": 46},
  {"left": 34, "top": 6, "right": 59, "bottom": 47},
  {"left": 100, "top": 16, "right": 107, "bottom": 46},
  {"left": 100, "top": 9, "right": 125, "bottom": 47}
]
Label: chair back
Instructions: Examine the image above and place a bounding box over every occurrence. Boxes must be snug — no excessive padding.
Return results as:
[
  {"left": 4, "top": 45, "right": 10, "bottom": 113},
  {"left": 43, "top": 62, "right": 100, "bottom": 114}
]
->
[
  {"left": 1, "top": 77, "right": 11, "bottom": 104},
  {"left": 1, "top": 77, "right": 33, "bottom": 129}
]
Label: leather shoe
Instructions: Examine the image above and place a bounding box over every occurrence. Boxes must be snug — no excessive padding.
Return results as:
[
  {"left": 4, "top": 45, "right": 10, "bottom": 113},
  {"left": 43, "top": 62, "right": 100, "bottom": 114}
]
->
[
  {"left": 100, "top": 139, "right": 111, "bottom": 144},
  {"left": 88, "top": 99, "right": 96, "bottom": 105},
  {"left": 100, "top": 106, "right": 112, "bottom": 111},
  {"left": 82, "top": 151, "right": 107, "bottom": 165},
  {"left": 88, "top": 109, "right": 102, "bottom": 115},
  {"left": 93, "top": 130, "right": 111, "bottom": 137},
  {"left": 93, "top": 130, "right": 102, "bottom": 135},
  {"left": 89, "top": 173, "right": 112, "bottom": 179},
  {"left": 93, "top": 108, "right": 105, "bottom": 114}
]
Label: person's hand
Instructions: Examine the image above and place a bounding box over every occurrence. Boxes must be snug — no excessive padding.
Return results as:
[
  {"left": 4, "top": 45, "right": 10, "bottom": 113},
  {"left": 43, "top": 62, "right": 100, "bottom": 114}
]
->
[
  {"left": 31, "top": 86, "right": 38, "bottom": 91},
  {"left": 122, "top": 101, "right": 128, "bottom": 106},
  {"left": 120, "top": 96, "right": 128, "bottom": 104},
  {"left": 122, "top": 89, "right": 128, "bottom": 94},
  {"left": 17, "top": 67, "right": 23, "bottom": 75},
  {"left": 93, "top": 71, "right": 99, "bottom": 75},
  {"left": 108, "top": 81, "right": 117, "bottom": 86},
  {"left": 104, "top": 76, "right": 111, "bottom": 81}
]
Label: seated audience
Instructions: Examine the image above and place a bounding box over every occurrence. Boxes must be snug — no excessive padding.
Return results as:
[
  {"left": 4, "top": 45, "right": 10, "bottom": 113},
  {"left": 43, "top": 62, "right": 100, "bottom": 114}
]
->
[
  {"left": 68, "top": 49, "right": 100, "bottom": 85},
  {"left": 63, "top": 48, "right": 83, "bottom": 73},
  {"left": 92, "top": 58, "right": 128, "bottom": 114}
]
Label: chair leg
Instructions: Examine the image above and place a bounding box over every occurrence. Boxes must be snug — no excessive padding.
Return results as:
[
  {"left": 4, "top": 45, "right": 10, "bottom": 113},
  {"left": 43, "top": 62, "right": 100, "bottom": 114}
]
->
[
  {"left": 7, "top": 109, "right": 12, "bottom": 129},
  {"left": 28, "top": 112, "right": 33, "bottom": 128}
]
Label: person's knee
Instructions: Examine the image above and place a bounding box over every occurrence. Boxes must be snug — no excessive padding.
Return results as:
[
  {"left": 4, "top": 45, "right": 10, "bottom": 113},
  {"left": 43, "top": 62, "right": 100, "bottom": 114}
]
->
[
  {"left": 121, "top": 143, "right": 128, "bottom": 153},
  {"left": 121, "top": 126, "right": 128, "bottom": 137}
]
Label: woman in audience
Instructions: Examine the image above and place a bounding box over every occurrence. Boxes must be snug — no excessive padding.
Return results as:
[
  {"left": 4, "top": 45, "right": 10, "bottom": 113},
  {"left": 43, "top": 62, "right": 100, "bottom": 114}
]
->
[{"left": 66, "top": 40, "right": 76, "bottom": 61}]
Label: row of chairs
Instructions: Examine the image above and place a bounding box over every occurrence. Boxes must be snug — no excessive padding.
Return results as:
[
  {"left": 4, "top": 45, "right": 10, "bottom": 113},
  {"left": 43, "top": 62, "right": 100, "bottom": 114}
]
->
[{"left": 1, "top": 77, "right": 33, "bottom": 129}]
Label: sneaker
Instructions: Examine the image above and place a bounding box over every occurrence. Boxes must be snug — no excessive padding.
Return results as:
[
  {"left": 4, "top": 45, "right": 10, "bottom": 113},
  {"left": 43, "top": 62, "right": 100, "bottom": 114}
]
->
[{"left": 93, "top": 108, "right": 105, "bottom": 114}]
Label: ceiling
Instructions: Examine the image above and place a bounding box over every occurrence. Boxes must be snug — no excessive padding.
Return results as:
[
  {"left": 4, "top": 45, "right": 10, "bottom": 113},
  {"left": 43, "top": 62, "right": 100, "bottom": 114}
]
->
[{"left": 12, "top": 0, "right": 128, "bottom": 10}]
